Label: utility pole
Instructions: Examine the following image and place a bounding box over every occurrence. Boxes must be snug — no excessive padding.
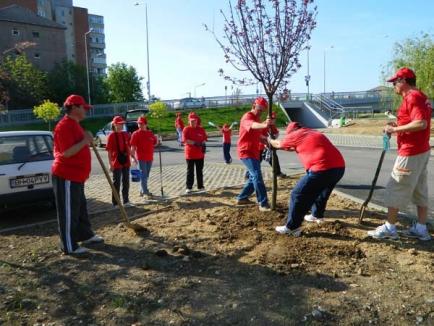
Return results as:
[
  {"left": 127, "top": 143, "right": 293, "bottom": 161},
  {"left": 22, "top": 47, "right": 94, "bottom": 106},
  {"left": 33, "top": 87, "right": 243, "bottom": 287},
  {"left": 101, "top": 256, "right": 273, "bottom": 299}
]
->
[{"left": 145, "top": 4, "right": 151, "bottom": 101}]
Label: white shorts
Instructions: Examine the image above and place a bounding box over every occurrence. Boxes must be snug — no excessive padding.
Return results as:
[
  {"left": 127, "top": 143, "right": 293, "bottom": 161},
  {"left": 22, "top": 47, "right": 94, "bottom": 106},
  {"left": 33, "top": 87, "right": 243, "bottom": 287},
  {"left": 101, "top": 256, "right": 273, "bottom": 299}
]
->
[{"left": 384, "top": 150, "right": 430, "bottom": 209}]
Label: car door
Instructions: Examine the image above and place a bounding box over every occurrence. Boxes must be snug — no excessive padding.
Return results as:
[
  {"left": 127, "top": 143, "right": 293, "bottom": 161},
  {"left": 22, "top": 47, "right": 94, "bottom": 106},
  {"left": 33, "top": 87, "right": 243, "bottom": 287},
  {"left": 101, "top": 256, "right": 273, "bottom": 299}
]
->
[
  {"left": 0, "top": 134, "right": 54, "bottom": 196},
  {"left": 100, "top": 123, "right": 112, "bottom": 146}
]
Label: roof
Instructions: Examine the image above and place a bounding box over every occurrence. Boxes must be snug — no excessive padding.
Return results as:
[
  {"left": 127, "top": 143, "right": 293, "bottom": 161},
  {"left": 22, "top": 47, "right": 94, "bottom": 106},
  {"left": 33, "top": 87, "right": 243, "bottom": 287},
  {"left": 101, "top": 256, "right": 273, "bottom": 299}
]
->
[
  {"left": 0, "top": 131, "right": 53, "bottom": 137},
  {"left": 0, "top": 5, "right": 66, "bottom": 30}
]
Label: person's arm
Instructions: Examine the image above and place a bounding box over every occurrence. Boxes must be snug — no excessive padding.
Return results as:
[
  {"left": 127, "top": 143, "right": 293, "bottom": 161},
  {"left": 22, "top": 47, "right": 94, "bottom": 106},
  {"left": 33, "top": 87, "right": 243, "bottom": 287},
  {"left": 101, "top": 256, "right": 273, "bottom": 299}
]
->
[
  {"left": 130, "top": 145, "right": 137, "bottom": 161},
  {"left": 251, "top": 119, "right": 271, "bottom": 130},
  {"left": 385, "top": 120, "right": 427, "bottom": 134},
  {"left": 63, "top": 131, "right": 93, "bottom": 158}
]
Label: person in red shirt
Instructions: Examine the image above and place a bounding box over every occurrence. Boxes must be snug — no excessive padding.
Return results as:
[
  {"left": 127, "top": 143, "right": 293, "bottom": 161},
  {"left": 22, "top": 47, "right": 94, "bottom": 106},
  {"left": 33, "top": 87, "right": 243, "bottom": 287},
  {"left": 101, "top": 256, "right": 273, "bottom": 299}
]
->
[
  {"left": 183, "top": 114, "right": 208, "bottom": 193},
  {"left": 52, "top": 95, "right": 103, "bottom": 255},
  {"left": 236, "top": 97, "right": 272, "bottom": 211},
  {"left": 368, "top": 67, "right": 432, "bottom": 241},
  {"left": 106, "top": 116, "right": 136, "bottom": 207},
  {"left": 213, "top": 123, "right": 233, "bottom": 164},
  {"left": 269, "top": 122, "right": 345, "bottom": 236},
  {"left": 175, "top": 112, "right": 185, "bottom": 146},
  {"left": 130, "top": 116, "right": 158, "bottom": 200}
]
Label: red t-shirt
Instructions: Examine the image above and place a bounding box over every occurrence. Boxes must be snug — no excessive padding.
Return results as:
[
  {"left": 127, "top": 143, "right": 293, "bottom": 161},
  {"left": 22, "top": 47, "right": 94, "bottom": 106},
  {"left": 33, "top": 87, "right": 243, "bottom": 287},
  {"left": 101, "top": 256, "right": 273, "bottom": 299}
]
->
[
  {"left": 106, "top": 131, "right": 131, "bottom": 169},
  {"left": 175, "top": 117, "right": 184, "bottom": 129},
  {"left": 183, "top": 126, "right": 208, "bottom": 159},
  {"left": 280, "top": 128, "right": 345, "bottom": 172},
  {"left": 237, "top": 111, "right": 264, "bottom": 160},
  {"left": 396, "top": 90, "right": 432, "bottom": 156},
  {"left": 221, "top": 127, "right": 232, "bottom": 144},
  {"left": 130, "top": 129, "right": 157, "bottom": 162},
  {"left": 52, "top": 115, "right": 91, "bottom": 183}
]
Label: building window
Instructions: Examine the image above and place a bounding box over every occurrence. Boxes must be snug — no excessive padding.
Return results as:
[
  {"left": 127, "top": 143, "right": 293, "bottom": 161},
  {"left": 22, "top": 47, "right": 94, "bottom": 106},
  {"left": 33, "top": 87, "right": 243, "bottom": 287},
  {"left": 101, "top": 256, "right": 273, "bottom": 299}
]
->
[
  {"left": 62, "top": 10, "right": 65, "bottom": 16},
  {"left": 32, "top": 31, "right": 40, "bottom": 38},
  {"left": 34, "top": 53, "right": 40, "bottom": 59},
  {"left": 12, "top": 28, "right": 19, "bottom": 36}
]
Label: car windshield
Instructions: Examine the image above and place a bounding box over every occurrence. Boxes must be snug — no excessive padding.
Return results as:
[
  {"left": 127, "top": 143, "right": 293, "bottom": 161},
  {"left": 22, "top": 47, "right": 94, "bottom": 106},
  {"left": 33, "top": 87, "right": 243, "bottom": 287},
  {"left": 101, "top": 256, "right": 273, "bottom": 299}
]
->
[{"left": 0, "top": 135, "right": 53, "bottom": 166}]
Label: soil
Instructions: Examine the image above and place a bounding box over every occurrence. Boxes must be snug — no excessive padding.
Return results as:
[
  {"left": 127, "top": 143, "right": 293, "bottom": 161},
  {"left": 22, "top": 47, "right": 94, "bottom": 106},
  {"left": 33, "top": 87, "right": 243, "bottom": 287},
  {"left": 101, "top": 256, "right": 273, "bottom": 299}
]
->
[
  {"left": 323, "top": 119, "right": 434, "bottom": 136},
  {"left": 0, "top": 178, "right": 433, "bottom": 326}
]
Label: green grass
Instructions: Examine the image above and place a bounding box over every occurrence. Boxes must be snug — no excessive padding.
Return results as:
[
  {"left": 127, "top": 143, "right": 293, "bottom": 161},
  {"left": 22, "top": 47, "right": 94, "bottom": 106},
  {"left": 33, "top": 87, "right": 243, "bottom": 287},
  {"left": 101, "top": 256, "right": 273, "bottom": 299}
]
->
[{"left": 0, "top": 105, "right": 289, "bottom": 135}]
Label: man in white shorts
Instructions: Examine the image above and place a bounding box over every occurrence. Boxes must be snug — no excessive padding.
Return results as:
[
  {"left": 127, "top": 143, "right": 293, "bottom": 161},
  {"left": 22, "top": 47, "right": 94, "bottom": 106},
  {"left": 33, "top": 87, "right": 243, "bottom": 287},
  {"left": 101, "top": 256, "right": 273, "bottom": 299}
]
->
[{"left": 368, "top": 67, "right": 432, "bottom": 241}]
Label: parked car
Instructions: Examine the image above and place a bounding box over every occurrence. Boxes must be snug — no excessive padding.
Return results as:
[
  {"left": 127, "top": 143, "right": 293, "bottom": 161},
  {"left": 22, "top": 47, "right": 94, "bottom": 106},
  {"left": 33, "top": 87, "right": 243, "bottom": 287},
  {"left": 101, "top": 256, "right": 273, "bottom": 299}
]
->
[
  {"left": 173, "top": 97, "right": 206, "bottom": 110},
  {"left": 0, "top": 131, "right": 54, "bottom": 207},
  {"left": 94, "top": 109, "right": 149, "bottom": 147}
]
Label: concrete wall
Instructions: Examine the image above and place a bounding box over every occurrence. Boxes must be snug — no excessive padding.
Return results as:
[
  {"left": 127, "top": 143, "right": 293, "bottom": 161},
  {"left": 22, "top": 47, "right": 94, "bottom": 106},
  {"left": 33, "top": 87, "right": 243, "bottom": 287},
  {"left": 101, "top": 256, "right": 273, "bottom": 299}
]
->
[
  {"left": 283, "top": 103, "right": 328, "bottom": 128},
  {"left": 53, "top": 5, "right": 75, "bottom": 62},
  {"left": 0, "top": 20, "right": 66, "bottom": 71}
]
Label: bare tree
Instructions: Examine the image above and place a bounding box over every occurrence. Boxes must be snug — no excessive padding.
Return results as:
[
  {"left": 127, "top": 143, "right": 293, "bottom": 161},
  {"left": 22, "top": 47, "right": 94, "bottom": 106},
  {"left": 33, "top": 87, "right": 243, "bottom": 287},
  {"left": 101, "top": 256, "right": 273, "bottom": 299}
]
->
[{"left": 207, "top": 0, "right": 317, "bottom": 209}]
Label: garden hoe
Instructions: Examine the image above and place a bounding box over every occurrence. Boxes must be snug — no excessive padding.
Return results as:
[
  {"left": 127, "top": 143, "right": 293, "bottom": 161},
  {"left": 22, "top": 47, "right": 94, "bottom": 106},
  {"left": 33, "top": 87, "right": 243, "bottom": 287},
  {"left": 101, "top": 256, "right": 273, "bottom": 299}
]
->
[
  {"left": 359, "top": 132, "right": 391, "bottom": 223},
  {"left": 91, "top": 142, "right": 147, "bottom": 233}
]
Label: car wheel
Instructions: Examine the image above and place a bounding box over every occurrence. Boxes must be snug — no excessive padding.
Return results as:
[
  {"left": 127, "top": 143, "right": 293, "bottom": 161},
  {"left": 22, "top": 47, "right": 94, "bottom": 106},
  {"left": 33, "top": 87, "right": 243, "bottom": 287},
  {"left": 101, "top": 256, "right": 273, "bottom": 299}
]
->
[{"left": 95, "top": 136, "right": 103, "bottom": 148}]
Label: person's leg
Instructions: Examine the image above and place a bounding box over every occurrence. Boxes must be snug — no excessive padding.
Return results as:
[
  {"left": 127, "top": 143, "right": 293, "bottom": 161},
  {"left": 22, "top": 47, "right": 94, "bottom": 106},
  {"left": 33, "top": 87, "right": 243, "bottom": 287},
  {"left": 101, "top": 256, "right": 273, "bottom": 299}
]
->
[
  {"left": 223, "top": 143, "right": 230, "bottom": 163},
  {"left": 138, "top": 160, "right": 148, "bottom": 195},
  {"left": 411, "top": 152, "right": 430, "bottom": 224},
  {"left": 244, "top": 158, "right": 269, "bottom": 207},
  {"left": 186, "top": 159, "right": 194, "bottom": 190},
  {"left": 228, "top": 143, "right": 232, "bottom": 163},
  {"left": 237, "top": 158, "right": 256, "bottom": 200},
  {"left": 53, "top": 175, "right": 78, "bottom": 253},
  {"left": 311, "top": 168, "right": 345, "bottom": 219},
  {"left": 196, "top": 159, "right": 204, "bottom": 189},
  {"left": 176, "top": 128, "right": 182, "bottom": 145},
  {"left": 75, "top": 182, "right": 95, "bottom": 242},
  {"left": 286, "top": 171, "right": 326, "bottom": 230},
  {"left": 121, "top": 167, "right": 130, "bottom": 203},
  {"left": 112, "top": 168, "right": 121, "bottom": 205}
]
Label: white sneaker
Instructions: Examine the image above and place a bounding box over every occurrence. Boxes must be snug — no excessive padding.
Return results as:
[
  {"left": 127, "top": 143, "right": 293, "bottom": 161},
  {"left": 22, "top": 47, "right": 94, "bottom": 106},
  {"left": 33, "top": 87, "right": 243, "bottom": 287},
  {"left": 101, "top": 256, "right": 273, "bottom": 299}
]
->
[
  {"left": 367, "top": 224, "right": 399, "bottom": 240},
  {"left": 259, "top": 205, "right": 271, "bottom": 212},
  {"left": 82, "top": 234, "right": 104, "bottom": 245},
  {"left": 124, "top": 202, "right": 135, "bottom": 208},
  {"left": 304, "top": 214, "right": 324, "bottom": 224},
  {"left": 402, "top": 224, "right": 432, "bottom": 241},
  {"left": 71, "top": 246, "right": 89, "bottom": 255},
  {"left": 197, "top": 187, "right": 206, "bottom": 192},
  {"left": 185, "top": 189, "right": 193, "bottom": 194},
  {"left": 275, "top": 226, "right": 302, "bottom": 237}
]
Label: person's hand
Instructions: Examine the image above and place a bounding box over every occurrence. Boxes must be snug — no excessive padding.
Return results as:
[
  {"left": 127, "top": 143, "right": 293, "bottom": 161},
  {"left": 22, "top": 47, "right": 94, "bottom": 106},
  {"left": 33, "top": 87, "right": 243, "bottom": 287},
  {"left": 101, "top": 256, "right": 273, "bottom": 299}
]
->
[
  {"left": 109, "top": 164, "right": 114, "bottom": 172},
  {"left": 384, "top": 125, "right": 396, "bottom": 134},
  {"left": 131, "top": 157, "right": 138, "bottom": 165},
  {"left": 264, "top": 118, "right": 273, "bottom": 127},
  {"left": 386, "top": 121, "right": 397, "bottom": 127},
  {"left": 84, "top": 131, "right": 94, "bottom": 144}
]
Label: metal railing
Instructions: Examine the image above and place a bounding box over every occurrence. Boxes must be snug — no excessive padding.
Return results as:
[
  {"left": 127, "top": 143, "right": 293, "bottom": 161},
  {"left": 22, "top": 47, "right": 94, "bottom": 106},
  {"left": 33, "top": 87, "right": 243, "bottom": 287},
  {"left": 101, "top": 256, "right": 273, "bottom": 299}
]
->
[{"left": 310, "top": 94, "right": 345, "bottom": 120}]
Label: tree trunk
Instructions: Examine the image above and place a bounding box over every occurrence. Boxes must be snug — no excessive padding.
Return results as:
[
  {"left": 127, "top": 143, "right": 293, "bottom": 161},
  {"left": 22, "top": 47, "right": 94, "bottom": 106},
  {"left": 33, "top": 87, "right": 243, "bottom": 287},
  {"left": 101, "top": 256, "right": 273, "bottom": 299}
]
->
[{"left": 267, "top": 93, "right": 278, "bottom": 210}]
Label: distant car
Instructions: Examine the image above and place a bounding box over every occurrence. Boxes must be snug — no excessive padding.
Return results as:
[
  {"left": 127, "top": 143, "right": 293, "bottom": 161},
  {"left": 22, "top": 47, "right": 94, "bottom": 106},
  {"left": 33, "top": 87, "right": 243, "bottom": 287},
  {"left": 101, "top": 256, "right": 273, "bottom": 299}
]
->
[
  {"left": 0, "top": 131, "right": 54, "bottom": 207},
  {"left": 173, "top": 97, "right": 206, "bottom": 110},
  {"left": 94, "top": 109, "right": 149, "bottom": 147}
]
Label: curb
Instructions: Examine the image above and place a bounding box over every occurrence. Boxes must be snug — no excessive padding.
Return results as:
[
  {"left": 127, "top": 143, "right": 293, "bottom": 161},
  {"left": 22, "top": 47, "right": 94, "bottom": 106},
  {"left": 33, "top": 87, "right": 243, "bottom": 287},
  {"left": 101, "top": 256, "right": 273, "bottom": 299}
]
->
[{"left": 333, "top": 189, "right": 434, "bottom": 226}]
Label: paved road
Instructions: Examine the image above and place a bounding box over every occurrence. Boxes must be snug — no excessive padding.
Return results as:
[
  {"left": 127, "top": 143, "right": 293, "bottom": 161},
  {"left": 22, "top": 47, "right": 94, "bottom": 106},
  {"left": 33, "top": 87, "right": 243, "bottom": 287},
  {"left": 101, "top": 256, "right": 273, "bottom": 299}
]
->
[{"left": 1, "top": 134, "right": 433, "bottom": 230}]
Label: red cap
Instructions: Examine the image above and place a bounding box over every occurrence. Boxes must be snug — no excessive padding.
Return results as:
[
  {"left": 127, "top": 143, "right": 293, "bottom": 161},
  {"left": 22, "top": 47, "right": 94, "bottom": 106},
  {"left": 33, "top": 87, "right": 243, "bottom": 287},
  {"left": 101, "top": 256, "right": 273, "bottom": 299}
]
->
[
  {"left": 387, "top": 67, "right": 416, "bottom": 83},
  {"left": 64, "top": 94, "right": 91, "bottom": 110},
  {"left": 137, "top": 116, "right": 147, "bottom": 124},
  {"left": 112, "top": 116, "right": 126, "bottom": 125},
  {"left": 254, "top": 97, "right": 268, "bottom": 109},
  {"left": 271, "top": 112, "right": 277, "bottom": 119},
  {"left": 286, "top": 122, "right": 301, "bottom": 133}
]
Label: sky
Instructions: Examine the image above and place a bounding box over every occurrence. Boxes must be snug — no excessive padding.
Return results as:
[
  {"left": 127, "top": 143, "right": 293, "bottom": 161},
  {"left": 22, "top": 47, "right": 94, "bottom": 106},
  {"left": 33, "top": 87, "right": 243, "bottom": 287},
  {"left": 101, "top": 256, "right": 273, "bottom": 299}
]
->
[{"left": 74, "top": 0, "right": 434, "bottom": 100}]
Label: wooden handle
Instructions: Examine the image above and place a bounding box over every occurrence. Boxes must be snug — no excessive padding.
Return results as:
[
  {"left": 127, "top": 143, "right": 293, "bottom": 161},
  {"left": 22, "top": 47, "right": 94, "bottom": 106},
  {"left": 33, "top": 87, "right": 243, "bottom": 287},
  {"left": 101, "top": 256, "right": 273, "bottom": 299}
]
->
[{"left": 90, "top": 142, "right": 130, "bottom": 225}]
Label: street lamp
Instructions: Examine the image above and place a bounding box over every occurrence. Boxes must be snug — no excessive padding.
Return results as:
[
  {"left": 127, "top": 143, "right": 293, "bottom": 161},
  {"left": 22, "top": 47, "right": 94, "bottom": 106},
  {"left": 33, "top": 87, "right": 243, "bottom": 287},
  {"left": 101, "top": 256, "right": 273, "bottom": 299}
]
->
[
  {"left": 134, "top": 2, "right": 152, "bottom": 101},
  {"left": 84, "top": 28, "right": 93, "bottom": 105},
  {"left": 194, "top": 83, "right": 206, "bottom": 97},
  {"left": 304, "top": 46, "right": 311, "bottom": 100},
  {"left": 323, "top": 45, "right": 334, "bottom": 95}
]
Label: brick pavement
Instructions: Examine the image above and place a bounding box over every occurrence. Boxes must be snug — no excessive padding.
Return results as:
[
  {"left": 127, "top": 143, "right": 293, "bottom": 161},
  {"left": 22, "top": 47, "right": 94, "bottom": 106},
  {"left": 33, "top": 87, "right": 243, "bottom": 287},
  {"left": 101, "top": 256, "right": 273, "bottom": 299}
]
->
[{"left": 85, "top": 163, "right": 299, "bottom": 214}]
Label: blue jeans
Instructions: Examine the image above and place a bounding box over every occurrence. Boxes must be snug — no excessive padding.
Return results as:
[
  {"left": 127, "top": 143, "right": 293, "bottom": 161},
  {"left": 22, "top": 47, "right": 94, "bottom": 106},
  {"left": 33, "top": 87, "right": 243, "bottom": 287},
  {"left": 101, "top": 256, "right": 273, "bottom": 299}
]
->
[
  {"left": 223, "top": 143, "right": 232, "bottom": 163},
  {"left": 138, "top": 160, "right": 153, "bottom": 195},
  {"left": 286, "top": 167, "right": 345, "bottom": 230},
  {"left": 237, "top": 158, "right": 269, "bottom": 207},
  {"left": 176, "top": 128, "right": 183, "bottom": 145}
]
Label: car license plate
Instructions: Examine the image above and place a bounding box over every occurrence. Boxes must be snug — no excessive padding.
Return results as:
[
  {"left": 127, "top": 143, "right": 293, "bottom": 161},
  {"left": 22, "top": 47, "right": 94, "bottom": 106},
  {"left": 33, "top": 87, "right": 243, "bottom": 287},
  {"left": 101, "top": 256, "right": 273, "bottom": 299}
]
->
[{"left": 10, "top": 174, "right": 50, "bottom": 188}]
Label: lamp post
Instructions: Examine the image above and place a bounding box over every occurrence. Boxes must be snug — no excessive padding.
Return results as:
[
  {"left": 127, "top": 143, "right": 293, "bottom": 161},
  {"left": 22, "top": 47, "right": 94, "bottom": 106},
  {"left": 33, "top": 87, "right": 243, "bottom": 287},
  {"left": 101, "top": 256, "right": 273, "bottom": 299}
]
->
[
  {"left": 194, "top": 83, "right": 206, "bottom": 97},
  {"left": 134, "top": 2, "right": 152, "bottom": 101},
  {"left": 304, "top": 46, "right": 311, "bottom": 100},
  {"left": 323, "top": 45, "right": 334, "bottom": 95},
  {"left": 84, "top": 28, "right": 93, "bottom": 105}
]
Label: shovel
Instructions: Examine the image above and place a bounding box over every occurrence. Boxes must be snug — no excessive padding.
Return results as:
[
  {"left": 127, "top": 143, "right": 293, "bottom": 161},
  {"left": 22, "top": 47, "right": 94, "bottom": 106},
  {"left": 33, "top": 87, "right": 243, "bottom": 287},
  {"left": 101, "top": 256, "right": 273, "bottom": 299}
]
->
[
  {"left": 90, "top": 142, "right": 147, "bottom": 233},
  {"left": 359, "top": 132, "right": 391, "bottom": 223}
]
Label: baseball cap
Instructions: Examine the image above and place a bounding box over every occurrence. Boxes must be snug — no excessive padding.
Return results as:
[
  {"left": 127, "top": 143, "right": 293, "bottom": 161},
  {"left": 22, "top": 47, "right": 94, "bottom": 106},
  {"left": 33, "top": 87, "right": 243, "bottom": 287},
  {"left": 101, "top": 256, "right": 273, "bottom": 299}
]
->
[
  {"left": 254, "top": 97, "right": 268, "bottom": 109},
  {"left": 112, "top": 116, "right": 126, "bottom": 125},
  {"left": 137, "top": 116, "right": 147, "bottom": 124},
  {"left": 64, "top": 94, "right": 91, "bottom": 110},
  {"left": 286, "top": 122, "right": 301, "bottom": 134},
  {"left": 387, "top": 67, "right": 416, "bottom": 83}
]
